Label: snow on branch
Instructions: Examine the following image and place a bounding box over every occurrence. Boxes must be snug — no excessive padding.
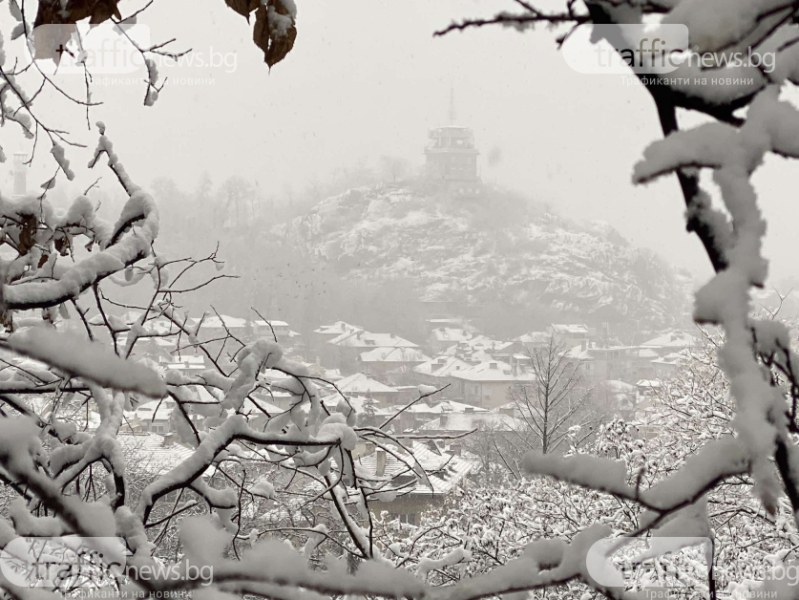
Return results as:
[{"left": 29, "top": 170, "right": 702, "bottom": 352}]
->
[
  {"left": 522, "top": 453, "right": 634, "bottom": 498},
  {"left": 2, "top": 189, "right": 159, "bottom": 310},
  {"left": 431, "top": 525, "right": 613, "bottom": 600},
  {"left": 5, "top": 327, "right": 166, "bottom": 397}
]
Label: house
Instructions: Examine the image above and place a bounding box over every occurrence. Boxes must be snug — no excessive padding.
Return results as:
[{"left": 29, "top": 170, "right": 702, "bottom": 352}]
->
[
  {"left": 161, "top": 354, "right": 206, "bottom": 375},
  {"left": 130, "top": 399, "right": 175, "bottom": 434},
  {"left": 651, "top": 351, "right": 688, "bottom": 378},
  {"left": 335, "top": 372, "right": 400, "bottom": 405},
  {"left": 381, "top": 399, "right": 489, "bottom": 432},
  {"left": 251, "top": 319, "right": 295, "bottom": 345},
  {"left": 565, "top": 343, "right": 596, "bottom": 378},
  {"left": 327, "top": 329, "right": 419, "bottom": 372},
  {"left": 636, "top": 379, "right": 663, "bottom": 400},
  {"left": 355, "top": 441, "right": 476, "bottom": 524},
  {"left": 641, "top": 330, "right": 698, "bottom": 356},
  {"left": 444, "top": 335, "right": 514, "bottom": 364},
  {"left": 314, "top": 321, "right": 362, "bottom": 339},
  {"left": 423, "top": 318, "right": 465, "bottom": 335},
  {"left": 419, "top": 410, "right": 523, "bottom": 437},
  {"left": 567, "top": 343, "right": 653, "bottom": 383},
  {"left": 550, "top": 324, "right": 590, "bottom": 347},
  {"left": 451, "top": 360, "right": 536, "bottom": 408},
  {"left": 511, "top": 331, "right": 551, "bottom": 354},
  {"left": 413, "top": 355, "right": 472, "bottom": 397},
  {"left": 311, "top": 321, "right": 362, "bottom": 360},
  {"left": 428, "top": 327, "right": 473, "bottom": 354},
  {"left": 358, "top": 346, "right": 430, "bottom": 383}
]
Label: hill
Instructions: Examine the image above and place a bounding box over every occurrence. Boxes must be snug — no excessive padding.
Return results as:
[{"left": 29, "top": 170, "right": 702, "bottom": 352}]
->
[{"left": 276, "top": 183, "right": 692, "bottom": 336}]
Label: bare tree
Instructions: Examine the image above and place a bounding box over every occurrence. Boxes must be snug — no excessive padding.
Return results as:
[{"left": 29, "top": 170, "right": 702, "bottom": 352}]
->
[{"left": 510, "top": 336, "right": 590, "bottom": 455}]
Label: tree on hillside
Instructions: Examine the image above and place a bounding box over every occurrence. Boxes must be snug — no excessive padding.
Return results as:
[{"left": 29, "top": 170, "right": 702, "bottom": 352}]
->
[{"left": 510, "top": 336, "right": 592, "bottom": 455}]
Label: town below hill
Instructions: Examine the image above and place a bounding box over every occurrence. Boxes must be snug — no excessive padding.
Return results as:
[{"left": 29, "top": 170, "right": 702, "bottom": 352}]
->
[{"left": 20, "top": 308, "right": 699, "bottom": 524}]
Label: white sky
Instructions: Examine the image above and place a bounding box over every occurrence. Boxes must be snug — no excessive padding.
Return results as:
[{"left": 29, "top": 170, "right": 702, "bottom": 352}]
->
[{"left": 4, "top": 0, "right": 799, "bottom": 285}]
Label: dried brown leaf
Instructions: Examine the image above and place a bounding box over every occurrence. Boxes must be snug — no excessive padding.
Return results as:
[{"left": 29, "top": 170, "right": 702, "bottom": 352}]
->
[{"left": 253, "top": 1, "right": 297, "bottom": 68}]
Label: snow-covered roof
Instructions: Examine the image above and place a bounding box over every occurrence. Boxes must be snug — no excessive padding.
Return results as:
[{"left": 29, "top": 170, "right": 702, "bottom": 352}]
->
[
  {"left": 359, "top": 347, "right": 429, "bottom": 363},
  {"left": 253, "top": 319, "right": 289, "bottom": 329},
  {"left": 336, "top": 372, "right": 398, "bottom": 394},
  {"left": 641, "top": 330, "right": 697, "bottom": 349},
  {"left": 636, "top": 379, "right": 663, "bottom": 388},
  {"left": 391, "top": 400, "right": 488, "bottom": 415},
  {"left": 355, "top": 442, "right": 475, "bottom": 496},
  {"left": 651, "top": 350, "right": 690, "bottom": 366},
  {"left": 329, "top": 330, "right": 418, "bottom": 349},
  {"left": 314, "top": 321, "right": 361, "bottom": 336},
  {"left": 319, "top": 394, "right": 374, "bottom": 414},
  {"left": 563, "top": 344, "right": 600, "bottom": 360},
  {"left": 420, "top": 412, "right": 523, "bottom": 433},
  {"left": 425, "top": 318, "right": 462, "bottom": 327},
  {"left": 413, "top": 355, "right": 472, "bottom": 377},
  {"left": 551, "top": 324, "right": 589, "bottom": 336},
  {"left": 196, "top": 314, "right": 248, "bottom": 329},
  {"left": 430, "top": 327, "right": 472, "bottom": 343},
  {"left": 459, "top": 335, "right": 512, "bottom": 352},
  {"left": 452, "top": 360, "right": 535, "bottom": 383},
  {"left": 514, "top": 331, "right": 550, "bottom": 344},
  {"left": 133, "top": 399, "right": 174, "bottom": 421}
]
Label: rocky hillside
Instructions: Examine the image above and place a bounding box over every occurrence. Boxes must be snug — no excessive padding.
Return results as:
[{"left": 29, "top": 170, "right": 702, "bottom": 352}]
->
[{"left": 277, "top": 183, "right": 692, "bottom": 330}]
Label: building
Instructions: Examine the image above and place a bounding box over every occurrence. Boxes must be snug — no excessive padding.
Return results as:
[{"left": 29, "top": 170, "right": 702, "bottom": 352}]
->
[
  {"left": 428, "top": 326, "right": 473, "bottom": 354},
  {"left": 335, "top": 372, "right": 400, "bottom": 406},
  {"left": 451, "top": 360, "right": 536, "bottom": 408},
  {"left": 413, "top": 355, "right": 472, "bottom": 397},
  {"left": 358, "top": 346, "right": 430, "bottom": 384},
  {"left": 327, "top": 329, "right": 419, "bottom": 372},
  {"left": 355, "top": 441, "right": 475, "bottom": 524},
  {"left": 424, "top": 91, "right": 480, "bottom": 195},
  {"left": 419, "top": 410, "right": 523, "bottom": 438},
  {"left": 550, "top": 324, "right": 590, "bottom": 347},
  {"left": 381, "top": 399, "right": 489, "bottom": 432},
  {"left": 130, "top": 399, "right": 175, "bottom": 435},
  {"left": 444, "top": 335, "right": 514, "bottom": 364},
  {"left": 641, "top": 330, "right": 698, "bottom": 356},
  {"left": 311, "top": 321, "right": 361, "bottom": 358}
]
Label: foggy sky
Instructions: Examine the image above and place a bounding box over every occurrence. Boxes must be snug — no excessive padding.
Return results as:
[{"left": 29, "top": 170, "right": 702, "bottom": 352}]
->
[{"left": 4, "top": 0, "right": 799, "bottom": 286}]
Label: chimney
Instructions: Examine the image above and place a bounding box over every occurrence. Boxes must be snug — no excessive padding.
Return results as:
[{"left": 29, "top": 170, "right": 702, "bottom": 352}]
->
[{"left": 375, "top": 450, "right": 386, "bottom": 477}]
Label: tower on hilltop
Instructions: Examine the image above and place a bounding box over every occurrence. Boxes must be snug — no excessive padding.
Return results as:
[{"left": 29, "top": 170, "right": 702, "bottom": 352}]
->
[{"left": 424, "top": 88, "right": 480, "bottom": 195}]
